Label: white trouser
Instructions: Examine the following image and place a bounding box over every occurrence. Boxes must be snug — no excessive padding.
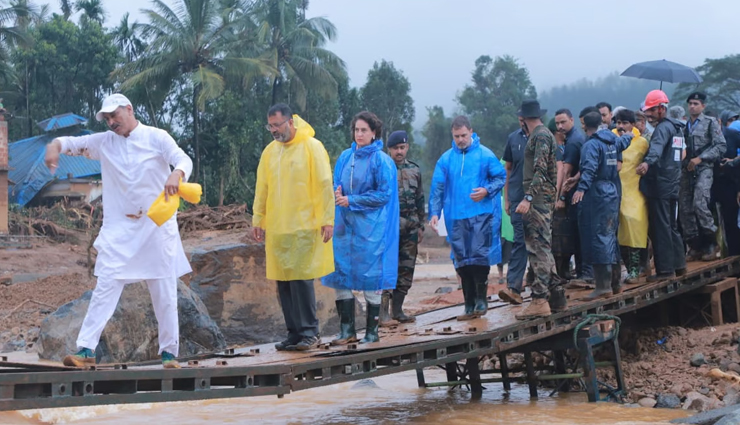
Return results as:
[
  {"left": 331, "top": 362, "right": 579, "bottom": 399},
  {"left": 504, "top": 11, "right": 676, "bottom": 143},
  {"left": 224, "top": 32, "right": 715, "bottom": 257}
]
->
[
  {"left": 334, "top": 288, "right": 382, "bottom": 305},
  {"left": 76, "top": 277, "right": 179, "bottom": 356}
]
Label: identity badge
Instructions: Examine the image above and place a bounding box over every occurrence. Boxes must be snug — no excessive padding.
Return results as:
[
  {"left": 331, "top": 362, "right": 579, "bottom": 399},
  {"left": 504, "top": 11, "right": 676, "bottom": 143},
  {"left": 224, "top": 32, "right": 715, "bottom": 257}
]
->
[{"left": 672, "top": 137, "right": 684, "bottom": 148}]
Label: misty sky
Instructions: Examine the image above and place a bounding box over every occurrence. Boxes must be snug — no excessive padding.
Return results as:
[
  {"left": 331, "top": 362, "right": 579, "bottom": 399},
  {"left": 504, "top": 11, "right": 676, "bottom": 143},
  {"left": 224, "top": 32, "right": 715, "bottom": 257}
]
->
[{"left": 71, "top": 0, "right": 740, "bottom": 126}]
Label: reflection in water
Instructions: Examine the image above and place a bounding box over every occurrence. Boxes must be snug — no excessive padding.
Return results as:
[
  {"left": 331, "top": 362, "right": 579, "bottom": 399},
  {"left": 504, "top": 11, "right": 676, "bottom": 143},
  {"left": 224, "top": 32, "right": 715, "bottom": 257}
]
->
[{"left": 2, "top": 369, "right": 689, "bottom": 425}]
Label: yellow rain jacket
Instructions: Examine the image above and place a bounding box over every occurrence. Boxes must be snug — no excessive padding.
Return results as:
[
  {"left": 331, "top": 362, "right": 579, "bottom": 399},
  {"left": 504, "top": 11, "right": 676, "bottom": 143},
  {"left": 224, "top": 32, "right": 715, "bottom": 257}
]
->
[
  {"left": 252, "top": 115, "right": 335, "bottom": 281},
  {"left": 614, "top": 127, "right": 649, "bottom": 248}
]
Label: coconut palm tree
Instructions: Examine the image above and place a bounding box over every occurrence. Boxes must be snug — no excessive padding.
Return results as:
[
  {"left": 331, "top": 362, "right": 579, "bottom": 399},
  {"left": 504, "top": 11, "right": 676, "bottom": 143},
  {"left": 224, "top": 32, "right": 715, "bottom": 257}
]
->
[
  {"left": 113, "top": 12, "right": 144, "bottom": 62},
  {"left": 117, "top": 0, "right": 274, "bottom": 182},
  {"left": 0, "top": 0, "right": 34, "bottom": 83},
  {"left": 252, "top": 0, "right": 345, "bottom": 110},
  {"left": 74, "top": 0, "right": 105, "bottom": 25}
]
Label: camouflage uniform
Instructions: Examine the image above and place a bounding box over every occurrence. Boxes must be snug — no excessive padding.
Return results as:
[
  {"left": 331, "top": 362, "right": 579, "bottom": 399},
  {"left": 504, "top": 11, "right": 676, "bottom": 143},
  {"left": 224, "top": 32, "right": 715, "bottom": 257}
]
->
[
  {"left": 392, "top": 159, "right": 425, "bottom": 295},
  {"left": 522, "top": 125, "right": 559, "bottom": 299},
  {"left": 680, "top": 114, "right": 726, "bottom": 241}
]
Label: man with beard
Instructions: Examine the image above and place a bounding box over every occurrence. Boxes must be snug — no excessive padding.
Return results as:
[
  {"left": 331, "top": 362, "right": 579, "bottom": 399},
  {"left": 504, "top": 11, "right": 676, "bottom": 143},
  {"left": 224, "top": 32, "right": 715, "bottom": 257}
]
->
[
  {"left": 382, "top": 130, "right": 425, "bottom": 324},
  {"left": 636, "top": 90, "right": 687, "bottom": 281},
  {"left": 253, "top": 103, "right": 335, "bottom": 351}
]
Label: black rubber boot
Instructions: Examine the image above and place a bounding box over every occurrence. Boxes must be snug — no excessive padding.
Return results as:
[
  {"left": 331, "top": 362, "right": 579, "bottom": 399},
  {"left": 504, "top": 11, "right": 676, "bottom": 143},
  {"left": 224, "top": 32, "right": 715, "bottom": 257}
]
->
[
  {"left": 360, "top": 303, "right": 380, "bottom": 344},
  {"left": 331, "top": 299, "right": 358, "bottom": 346},
  {"left": 379, "top": 292, "right": 395, "bottom": 327},
  {"left": 457, "top": 277, "right": 477, "bottom": 320},
  {"left": 473, "top": 282, "right": 489, "bottom": 317},
  {"left": 548, "top": 285, "right": 568, "bottom": 313},
  {"left": 584, "top": 265, "right": 613, "bottom": 301},
  {"left": 611, "top": 263, "right": 623, "bottom": 294},
  {"left": 391, "top": 290, "right": 415, "bottom": 323}
]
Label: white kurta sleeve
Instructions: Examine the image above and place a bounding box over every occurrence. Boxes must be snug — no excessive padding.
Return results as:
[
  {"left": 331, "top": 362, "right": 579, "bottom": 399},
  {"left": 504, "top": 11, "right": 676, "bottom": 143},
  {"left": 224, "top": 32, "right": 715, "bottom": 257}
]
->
[
  {"left": 158, "top": 130, "right": 193, "bottom": 181},
  {"left": 56, "top": 133, "right": 107, "bottom": 160}
]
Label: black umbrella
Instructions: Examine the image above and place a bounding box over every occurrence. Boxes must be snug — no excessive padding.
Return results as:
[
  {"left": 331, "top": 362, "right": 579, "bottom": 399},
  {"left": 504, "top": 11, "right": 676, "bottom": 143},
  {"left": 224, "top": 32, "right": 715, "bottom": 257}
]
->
[{"left": 621, "top": 59, "right": 702, "bottom": 89}]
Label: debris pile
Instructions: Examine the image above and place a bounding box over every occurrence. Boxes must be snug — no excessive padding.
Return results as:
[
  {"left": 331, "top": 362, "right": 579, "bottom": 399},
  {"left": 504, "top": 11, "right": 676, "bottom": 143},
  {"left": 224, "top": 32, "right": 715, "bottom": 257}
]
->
[{"left": 177, "top": 204, "right": 251, "bottom": 233}]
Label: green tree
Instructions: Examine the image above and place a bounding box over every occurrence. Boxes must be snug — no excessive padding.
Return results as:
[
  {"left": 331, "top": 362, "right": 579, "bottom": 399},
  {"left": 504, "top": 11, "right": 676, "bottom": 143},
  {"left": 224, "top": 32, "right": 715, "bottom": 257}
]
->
[
  {"left": 421, "top": 105, "right": 450, "bottom": 194},
  {"left": 112, "top": 12, "right": 143, "bottom": 62},
  {"left": 59, "top": 0, "right": 71, "bottom": 20},
  {"left": 0, "top": 0, "right": 33, "bottom": 83},
  {"left": 74, "top": 0, "right": 105, "bottom": 25},
  {"left": 457, "top": 55, "right": 536, "bottom": 155},
  {"left": 360, "top": 60, "right": 415, "bottom": 143},
  {"left": 673, "top": 55, "right": 740, "bottom": 114},
  {"left": 252, "top": 0, "right": 345, "bottom": 111},
  {"left": 117, "top": 0, "right": 274, "bottom": 182}
]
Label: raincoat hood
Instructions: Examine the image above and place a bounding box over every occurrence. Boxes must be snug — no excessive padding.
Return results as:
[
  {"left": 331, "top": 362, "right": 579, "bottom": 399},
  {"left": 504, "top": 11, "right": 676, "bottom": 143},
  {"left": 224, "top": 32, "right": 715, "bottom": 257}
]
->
[
  {"left": 281, "top": 114, "right": 315, "bottom": 146},
  {"left": 593, "top": 129, "right": 617, "bottom": 144},
  {"left": 451, "top": 133, "right": 481, "bottom": 154},
  {"left": 351, "top": 139, "right": 384, "bottom": 158}
]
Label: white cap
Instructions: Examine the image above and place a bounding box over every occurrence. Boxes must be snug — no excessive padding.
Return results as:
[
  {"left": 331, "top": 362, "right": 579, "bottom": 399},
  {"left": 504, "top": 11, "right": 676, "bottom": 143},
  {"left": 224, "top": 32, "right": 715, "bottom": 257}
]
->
[{"left": 96, "top": 93, "right": 132, "bottom": 121}]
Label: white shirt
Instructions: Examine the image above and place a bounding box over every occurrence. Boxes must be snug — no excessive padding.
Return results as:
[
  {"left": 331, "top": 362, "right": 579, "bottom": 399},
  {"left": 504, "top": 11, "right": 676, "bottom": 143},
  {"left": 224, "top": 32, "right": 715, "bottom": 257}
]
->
[{"left": 57, "top": 123, "right": 193, "bottom": 280}]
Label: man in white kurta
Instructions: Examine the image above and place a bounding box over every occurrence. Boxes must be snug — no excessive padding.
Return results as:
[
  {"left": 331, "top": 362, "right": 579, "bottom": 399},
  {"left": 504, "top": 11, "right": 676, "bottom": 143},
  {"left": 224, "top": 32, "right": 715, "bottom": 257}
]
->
[{"left": 44, "top": 94, "right": 192, "bottom": 368}]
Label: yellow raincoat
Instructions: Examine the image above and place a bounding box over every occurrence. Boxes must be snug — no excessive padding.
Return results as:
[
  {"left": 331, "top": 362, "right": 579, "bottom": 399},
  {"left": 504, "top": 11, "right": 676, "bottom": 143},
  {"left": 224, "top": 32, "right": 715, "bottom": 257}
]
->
[
  {"left": 614, "top": 127, "right": 649, "bottom": 248},
  {"left": 252, "top": 115, "right": 335, "bottom": 281}
]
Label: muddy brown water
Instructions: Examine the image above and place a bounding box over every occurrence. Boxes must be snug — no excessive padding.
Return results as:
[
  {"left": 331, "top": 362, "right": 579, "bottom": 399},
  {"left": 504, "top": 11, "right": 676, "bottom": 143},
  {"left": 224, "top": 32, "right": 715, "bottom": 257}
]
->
[{"left": 0, "top": 369, "right": 689, "bottom": 425}]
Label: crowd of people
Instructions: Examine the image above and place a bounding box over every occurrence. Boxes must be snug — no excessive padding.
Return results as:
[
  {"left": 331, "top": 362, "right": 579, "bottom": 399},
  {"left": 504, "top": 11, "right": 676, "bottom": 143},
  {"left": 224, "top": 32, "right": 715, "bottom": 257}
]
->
[{"left": 48, "top": 89, "right": 740, "bottom": 366}]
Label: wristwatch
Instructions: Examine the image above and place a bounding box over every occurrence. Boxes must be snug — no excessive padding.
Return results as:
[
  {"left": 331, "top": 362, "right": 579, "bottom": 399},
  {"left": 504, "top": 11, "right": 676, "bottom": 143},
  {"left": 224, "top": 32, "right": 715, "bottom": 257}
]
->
[
  {"left": 525, "top": 194, "right": 534, "bottom": 202},
  {"left": 559, "top": 195, "right": 567, "bottom": 202}
]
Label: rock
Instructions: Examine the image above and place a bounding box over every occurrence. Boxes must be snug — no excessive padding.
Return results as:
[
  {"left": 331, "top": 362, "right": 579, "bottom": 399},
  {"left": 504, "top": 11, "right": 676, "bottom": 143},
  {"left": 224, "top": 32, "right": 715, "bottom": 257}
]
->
[
  {"left": 671, "top": 384, "right": 685, "bottom": 397},
  {"left": 657, "top": 394, "right": 682, "bottom": 409},
  {"left": 691, "top": 353, "right": 707, "bottom": 367},
  {"left": 671, "top": 405, "right": 740, "bottom": 424},
  {"left": 721, "top": 358, "right": 733, "bottom": 371},
  {"left": 716, "top": 412, "right": 740, "bottom": 425},
  {"left": 688, "top": 340, "right": 698, "bottom": 348},
  {"left": 683, "top": 391, "right": 712, "bottom": 412},
  {"left": 678, "top": 328, "right": 688, "bottom": 336},
  {"left": 351, "top": 379, "right": 380, "bottom": 390},
  {"left": 725, "top": 387, "right": 740, "bottom": 406},
  {"left": 1, "top": 338, "right": 26, "bottom": 352},
  {"left": 186, "top": 244, "right": 340, "bottom": 344},
  {"left": 699, "top": 387, "right": 711, "bottom": 396},
  {"left": 37, "top": 280, "right": 226, "bottom": 364},
  {"left": 639, "top": 397, "right": 657, "bottom": 408},
  {"left": 729, "top": 364, "right": 740, "bottom": 374},
  {"left": 434, "top": 287, "right": 453, "bottom": 294}
]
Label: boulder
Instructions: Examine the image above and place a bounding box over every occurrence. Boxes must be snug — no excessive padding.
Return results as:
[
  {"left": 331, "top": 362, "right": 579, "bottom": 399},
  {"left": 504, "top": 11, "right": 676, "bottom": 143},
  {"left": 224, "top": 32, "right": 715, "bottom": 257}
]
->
[
  {"left": 639, "top": 397, "right": 657, "bottom": 408},
  {"left": 691, "top": 353, "right": 707, "bottom": 367},
  {"left": 656, "top": 393, "right": 682, "bottom": 409},
  {"left": 716, "top": 412, "right": 740, "bottom": 425},
  {"left": 683, "top": 391, "right": 712, "bottom": 412},
  {"left": 186, "top": 243, "right": 341, "bottom": 344},
  {"left": 37, "top": 280, "right": 226, "bottom": 364}
]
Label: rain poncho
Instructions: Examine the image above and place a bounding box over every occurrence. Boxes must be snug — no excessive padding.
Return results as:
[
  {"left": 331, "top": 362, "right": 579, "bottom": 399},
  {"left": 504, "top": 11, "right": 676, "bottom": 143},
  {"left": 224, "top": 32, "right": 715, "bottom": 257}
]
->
[
  {"left": 577, "top": 130, "right": 621, "bottom": 265},
  {"left": 499, "top": 158, "right": 514, "bottom": 243},
  {"left": 617, "top": 133, "right": 649, "bottom": 248},
  {"left": 252, "top": 115, "right": 335, "bottom": 281},
  {"left": 321, "top": 140, "right": 399, "bottom": 291},
  {"left": 429, "top": 134, "right": 506, "bottom": 268}
]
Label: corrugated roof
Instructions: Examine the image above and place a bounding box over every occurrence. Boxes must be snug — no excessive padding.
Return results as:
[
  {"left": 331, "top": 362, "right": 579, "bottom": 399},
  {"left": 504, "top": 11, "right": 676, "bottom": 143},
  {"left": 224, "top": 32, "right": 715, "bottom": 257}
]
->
[
  {"left": 8, "top": 131, "right": 101, "bottom": 206},
  {"left": 36, "top": 113, "right": 88, "bottom": 132}
]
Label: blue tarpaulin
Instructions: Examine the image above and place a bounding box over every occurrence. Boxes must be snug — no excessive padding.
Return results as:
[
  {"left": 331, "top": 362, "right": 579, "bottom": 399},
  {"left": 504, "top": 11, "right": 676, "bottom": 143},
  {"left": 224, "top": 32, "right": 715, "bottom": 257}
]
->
[{"left": 9, "top": 131, "right": 100, "bottom": 206}]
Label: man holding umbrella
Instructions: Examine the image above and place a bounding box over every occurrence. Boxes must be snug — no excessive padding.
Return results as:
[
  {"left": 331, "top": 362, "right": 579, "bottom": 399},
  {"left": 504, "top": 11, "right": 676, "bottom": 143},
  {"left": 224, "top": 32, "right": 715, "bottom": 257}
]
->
[{"left": 636, "top": 90, "right": 687, "bottom": 281}]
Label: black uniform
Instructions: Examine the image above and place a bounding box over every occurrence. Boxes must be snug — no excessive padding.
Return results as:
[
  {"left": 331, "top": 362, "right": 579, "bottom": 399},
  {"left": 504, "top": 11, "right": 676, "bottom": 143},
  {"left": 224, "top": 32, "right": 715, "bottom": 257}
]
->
[{"left": 640, "top": 117, "right": 687, "bottom": 275}]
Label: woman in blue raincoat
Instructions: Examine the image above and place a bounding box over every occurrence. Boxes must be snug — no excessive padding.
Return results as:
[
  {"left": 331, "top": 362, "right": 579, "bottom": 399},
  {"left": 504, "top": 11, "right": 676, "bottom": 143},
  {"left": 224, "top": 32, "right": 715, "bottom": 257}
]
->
[
  {"left": 572, "top": 112, "right": 623, "bottom": 301},
  {"left": 322, "top": 111, "right": 399, "bottom": 345}
]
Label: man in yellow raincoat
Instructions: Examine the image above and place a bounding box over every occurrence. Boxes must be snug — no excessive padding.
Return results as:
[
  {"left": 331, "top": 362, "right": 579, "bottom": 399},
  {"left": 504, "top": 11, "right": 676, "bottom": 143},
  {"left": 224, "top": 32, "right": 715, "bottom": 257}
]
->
[
  {"left": 613, "top": 109, "right": 649, "bottom": 283},
  {"left": 252, "top": 104, "right": 335, "bottom": 352}
]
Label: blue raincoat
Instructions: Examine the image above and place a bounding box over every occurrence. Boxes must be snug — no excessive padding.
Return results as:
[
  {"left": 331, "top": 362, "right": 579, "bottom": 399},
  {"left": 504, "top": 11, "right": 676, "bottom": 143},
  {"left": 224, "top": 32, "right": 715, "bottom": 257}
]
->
[
  {"left": 429, "top": 134, "right": 506, "bottom": 268},
  {"left": 577, "top": 130, "right": 622, "bottom": 265},
  {"left": 321, "top": 140, "right": 400, "bottom": 291}
]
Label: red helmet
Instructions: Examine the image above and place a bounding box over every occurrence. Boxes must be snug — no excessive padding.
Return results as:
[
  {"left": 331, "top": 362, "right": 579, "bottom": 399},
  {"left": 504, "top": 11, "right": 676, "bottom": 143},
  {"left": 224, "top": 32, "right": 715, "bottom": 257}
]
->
[{"left": 641, "top": 90, "right": 670, "bottom": 111}]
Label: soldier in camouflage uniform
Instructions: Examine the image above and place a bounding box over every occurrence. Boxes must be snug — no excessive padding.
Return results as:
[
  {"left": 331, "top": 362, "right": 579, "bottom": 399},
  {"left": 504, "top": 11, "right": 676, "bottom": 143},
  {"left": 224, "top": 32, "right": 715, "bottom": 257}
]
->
[
  {"left": 681, "top": 92, "right": 726, "bottom": 261},
  {"left": 381, "top": 131, "right": 425, "bottom": 324},
  {"left": 514, "top": 100, "right": 562, "bottom": 320}
]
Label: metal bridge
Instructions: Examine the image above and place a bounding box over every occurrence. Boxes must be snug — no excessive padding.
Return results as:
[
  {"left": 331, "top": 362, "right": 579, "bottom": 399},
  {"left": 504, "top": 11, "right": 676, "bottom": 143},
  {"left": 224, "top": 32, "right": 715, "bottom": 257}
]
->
[{"left": 2, "top": 257, "right": 739, "bottom": 411}]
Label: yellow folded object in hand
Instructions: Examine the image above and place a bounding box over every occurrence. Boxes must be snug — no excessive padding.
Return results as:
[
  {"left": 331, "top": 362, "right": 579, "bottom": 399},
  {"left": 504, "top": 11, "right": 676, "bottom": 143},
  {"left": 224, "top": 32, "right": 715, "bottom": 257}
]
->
[{"left": 147, "top": 182, "right": 202, "bottom": 226}]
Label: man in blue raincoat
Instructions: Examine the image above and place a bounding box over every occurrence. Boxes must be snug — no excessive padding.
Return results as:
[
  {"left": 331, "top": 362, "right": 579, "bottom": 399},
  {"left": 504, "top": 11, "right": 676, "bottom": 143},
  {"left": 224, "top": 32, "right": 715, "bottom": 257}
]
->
[
  {"left": 572, "top": 111, "right": 632, "bottom": 300},
  {"left": 429, "top": 116, "right": 506, "bottom": 320}
]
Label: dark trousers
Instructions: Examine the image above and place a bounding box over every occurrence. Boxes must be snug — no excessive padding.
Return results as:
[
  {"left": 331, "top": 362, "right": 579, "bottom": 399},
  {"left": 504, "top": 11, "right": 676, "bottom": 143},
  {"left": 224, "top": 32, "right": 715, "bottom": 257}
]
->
[
  {"left": 507, "top": 202, "right": 528, "bottom": 293},
  {"left": 277, "top": 280, "right": 319, "bottom": 340},
  {"left": 715, "top": 178, "right": 740, "bottom": 256},
  {"left": 647, "top": 198, "right": 686, "bottom": 274},
  {"left": 457, "top": 265, "right": 491, "bottom": 289}
]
